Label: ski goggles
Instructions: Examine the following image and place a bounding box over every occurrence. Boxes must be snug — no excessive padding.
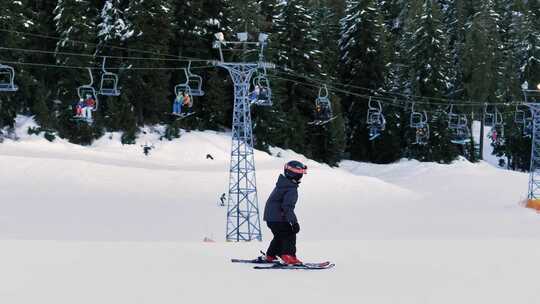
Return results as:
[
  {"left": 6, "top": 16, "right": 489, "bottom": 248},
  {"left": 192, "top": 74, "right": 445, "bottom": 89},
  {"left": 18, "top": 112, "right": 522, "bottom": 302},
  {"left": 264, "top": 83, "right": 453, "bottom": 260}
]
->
[{"left": 285, "top": 164, "right": 308, "bottom": 174}]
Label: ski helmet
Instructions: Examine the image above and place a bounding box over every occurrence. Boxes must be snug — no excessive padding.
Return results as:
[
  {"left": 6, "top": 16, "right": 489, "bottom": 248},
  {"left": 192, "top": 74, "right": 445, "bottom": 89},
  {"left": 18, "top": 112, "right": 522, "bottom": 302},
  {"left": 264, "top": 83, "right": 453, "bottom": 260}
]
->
[{"left": 284, "top": 160, "right": 307, "bottom": 181}]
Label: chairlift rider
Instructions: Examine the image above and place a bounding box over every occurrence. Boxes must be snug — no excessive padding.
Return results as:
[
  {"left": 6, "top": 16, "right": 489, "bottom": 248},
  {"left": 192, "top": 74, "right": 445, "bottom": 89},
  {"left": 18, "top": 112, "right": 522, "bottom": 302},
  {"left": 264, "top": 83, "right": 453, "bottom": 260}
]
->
[
  {"left": 83, "top": 93, "right": 96, "bottom": 121},
  {"left": 172, "top": 92, "right": 183, "bottom": 115},
  {"left": 249, "top": 85, "right": 261, "bottom": 103},
  {"left": 249, "top": 85, "right": 269, "bottom": 104},
  {"left": 183, "top": 91, "right": 192, "bottom": 113},
  {"left": 315, "top": 103, "right": 332, "bottom": 121}
]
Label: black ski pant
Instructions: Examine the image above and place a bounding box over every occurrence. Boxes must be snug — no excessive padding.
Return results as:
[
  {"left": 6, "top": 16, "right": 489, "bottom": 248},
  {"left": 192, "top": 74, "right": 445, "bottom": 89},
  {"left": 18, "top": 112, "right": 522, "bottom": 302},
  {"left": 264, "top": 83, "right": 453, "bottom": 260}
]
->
[{"left": 266, "top": 222, "right": 296, "bottom": 257}]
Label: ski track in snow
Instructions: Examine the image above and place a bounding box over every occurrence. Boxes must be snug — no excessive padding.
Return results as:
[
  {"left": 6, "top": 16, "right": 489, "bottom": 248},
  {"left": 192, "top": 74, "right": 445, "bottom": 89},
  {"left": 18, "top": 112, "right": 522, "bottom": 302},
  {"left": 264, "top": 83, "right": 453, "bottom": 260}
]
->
[{"left": 1, "top": 116, "right": 540, "bottom": 304}]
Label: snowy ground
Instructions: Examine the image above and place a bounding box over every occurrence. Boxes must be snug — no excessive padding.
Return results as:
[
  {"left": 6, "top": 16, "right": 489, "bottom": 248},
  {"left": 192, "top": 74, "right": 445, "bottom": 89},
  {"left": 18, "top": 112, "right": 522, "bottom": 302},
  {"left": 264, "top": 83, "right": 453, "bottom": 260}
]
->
[{"left": 1, "top": 116, "right": 539, "bottom": 303}]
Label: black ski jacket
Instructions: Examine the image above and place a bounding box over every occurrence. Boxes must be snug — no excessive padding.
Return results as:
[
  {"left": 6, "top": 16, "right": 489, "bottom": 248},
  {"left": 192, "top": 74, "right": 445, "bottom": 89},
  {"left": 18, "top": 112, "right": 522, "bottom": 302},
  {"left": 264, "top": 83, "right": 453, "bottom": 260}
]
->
[{"left": 263, "top": 174, "right": 299, "bottom": 223}]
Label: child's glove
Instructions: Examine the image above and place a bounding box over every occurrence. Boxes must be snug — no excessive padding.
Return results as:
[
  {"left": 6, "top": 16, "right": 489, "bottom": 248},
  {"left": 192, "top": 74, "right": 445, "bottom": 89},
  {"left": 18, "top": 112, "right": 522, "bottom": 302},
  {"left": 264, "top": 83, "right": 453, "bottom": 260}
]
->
[{"left": 291, "top": 222, "right": 300, "bottom": 234}]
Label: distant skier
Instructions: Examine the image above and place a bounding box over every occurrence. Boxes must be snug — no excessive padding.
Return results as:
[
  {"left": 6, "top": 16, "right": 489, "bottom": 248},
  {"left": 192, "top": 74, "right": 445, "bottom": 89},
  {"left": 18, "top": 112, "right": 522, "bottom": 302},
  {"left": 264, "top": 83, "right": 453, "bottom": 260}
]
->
[
  {"left": 262, "top": 160, "right": 307, "bottom": 265},
  {"left": 219, "top": 193, "right": 226, "bottom": 206}
]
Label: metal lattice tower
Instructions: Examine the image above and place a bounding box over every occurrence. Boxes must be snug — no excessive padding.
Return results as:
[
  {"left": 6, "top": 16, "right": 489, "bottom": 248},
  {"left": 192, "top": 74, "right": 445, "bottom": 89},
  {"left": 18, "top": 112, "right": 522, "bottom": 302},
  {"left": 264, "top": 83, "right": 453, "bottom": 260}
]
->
[
  {"left": 524, "top": 88, "right": 540, "bottom": 202},
  {"left": 213, "top": 32, "right": 273, "bottom": 241}
]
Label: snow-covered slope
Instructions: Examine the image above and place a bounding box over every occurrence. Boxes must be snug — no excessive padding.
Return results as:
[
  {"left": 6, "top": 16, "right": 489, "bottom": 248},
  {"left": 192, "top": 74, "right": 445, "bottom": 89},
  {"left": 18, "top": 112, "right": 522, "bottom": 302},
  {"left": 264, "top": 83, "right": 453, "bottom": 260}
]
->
[{"left": 1, "top": 116, "right": 539, "bottom": 304}]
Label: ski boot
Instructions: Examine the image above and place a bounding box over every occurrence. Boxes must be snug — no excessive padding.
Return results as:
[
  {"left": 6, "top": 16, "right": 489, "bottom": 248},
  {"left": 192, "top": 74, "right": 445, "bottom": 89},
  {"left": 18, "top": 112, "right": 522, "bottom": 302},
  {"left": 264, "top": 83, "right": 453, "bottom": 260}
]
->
[{"left": 280, "top": 255, "right": 303, "bottom": 265}]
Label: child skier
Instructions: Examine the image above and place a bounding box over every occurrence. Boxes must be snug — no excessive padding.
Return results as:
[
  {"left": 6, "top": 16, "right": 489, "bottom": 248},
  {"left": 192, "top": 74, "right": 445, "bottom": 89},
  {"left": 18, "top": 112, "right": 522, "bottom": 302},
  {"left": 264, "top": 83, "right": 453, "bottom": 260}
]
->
[{"left": 263, "top": 160, "right": 307, "bottom": 265}]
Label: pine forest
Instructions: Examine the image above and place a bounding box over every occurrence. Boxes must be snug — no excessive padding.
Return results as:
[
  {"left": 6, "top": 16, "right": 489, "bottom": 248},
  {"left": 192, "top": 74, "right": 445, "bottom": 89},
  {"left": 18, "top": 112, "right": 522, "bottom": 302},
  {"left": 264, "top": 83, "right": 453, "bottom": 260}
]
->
[{"left": 0, "top": 0, "right": 539, "bottom": 170}]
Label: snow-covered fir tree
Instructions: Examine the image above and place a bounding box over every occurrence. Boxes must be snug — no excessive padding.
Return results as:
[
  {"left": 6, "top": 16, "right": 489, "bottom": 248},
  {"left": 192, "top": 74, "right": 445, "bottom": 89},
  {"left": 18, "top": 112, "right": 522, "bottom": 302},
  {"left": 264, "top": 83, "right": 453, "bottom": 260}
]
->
[
  {"left": 53, "top": 0, "right": 101, "bottom": 144},
  {"left": 0, "top": 0, "right": 33, "bottom": 130},
  {"left": 463, "top": 1, "right": 502, "bottom": 102},
  {"left": 229, "top": 0, "right": 262, "bottom": 32},
  {"left": 97, "top": 0, "right": 131, "bottom": 43},
  {"left": 95, "top": 0, "right": 138, "bottom": 144},
  {"left": 1, "top": 0, "right": 539, "bottom": 166},
  {"left": 171, "top": 0, "right": 230, "bottom": 132},
  {"left": 123, "top": 0, "right": 174, "bottom": 125},
  {"left": 271, "top": 0, "right": 321, "bottom": 154},
  {"left": 339, "top": 0, "right": 397, "bottom": 162},
  {"left": 309, "top": 1, "right": 346, "bottom": 165},
  {"left": 519, "top": 0, "right": 540, "bottom": 90},
  {"left": 260, "top": 0, "right": 280, "bottom": 33},
  {"left": 400, "top": 0, "right": 458, "bottom": 162}
]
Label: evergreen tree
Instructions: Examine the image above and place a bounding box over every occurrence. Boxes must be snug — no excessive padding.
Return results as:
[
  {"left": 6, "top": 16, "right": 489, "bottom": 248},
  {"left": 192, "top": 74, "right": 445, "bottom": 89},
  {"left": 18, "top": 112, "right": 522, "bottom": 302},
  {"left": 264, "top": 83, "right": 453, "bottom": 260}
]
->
[
  {"left": 463, "top": 1, "right": 502, "bottom": 102},
  {"left": 171, "top": 0, "right": 230, "bottom": 131},
  {"left": 339, "top": 0, "right": 387, "bottom": 162},
  {"left": 492, "top": 0, "right": 538, "bottom": 169},
  {"left": 400, "top": 0, "right": 458, "bottom": 162},
  {"left": 0, "top": 0, "right": 34, "bottom": 131},
  {"left": 229, "top": 0, "right": 262, "bottom": 32},
  {"left": 309, "top": 1, "right": 346, "bottom": 165},
  {"left": 270, "top": 0, "right": 321, "bottom": 154},
  {"left": 123, "top": 0, "right": 173, "bottom": 125},
  {"left": 260, "top": 0, "right": 280, "bottom": 33},
  {"left": 26, "top": 0, "right": 59, "bottom": 131},
  {"left": 520, "top": 0, "right": 540, "bottom": 90},
  {"left": 97, "top": 0, "right": 137, "bottom": 143},
  {"left": 53, "top": 0, "right": 101, "bottom": 143},
  {"left": 251, "top": 0, "right": 286, "bottom": 152}
]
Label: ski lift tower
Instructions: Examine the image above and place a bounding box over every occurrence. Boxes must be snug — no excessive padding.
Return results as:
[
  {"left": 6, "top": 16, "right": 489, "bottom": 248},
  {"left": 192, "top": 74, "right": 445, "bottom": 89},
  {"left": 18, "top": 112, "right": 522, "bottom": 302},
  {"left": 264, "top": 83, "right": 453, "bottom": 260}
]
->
[
  {"left": 213, "top": 32, "right": 274, "bottom": 241},
  {"left": 523, "top": 84, "right": 540, "bottom": 210}
]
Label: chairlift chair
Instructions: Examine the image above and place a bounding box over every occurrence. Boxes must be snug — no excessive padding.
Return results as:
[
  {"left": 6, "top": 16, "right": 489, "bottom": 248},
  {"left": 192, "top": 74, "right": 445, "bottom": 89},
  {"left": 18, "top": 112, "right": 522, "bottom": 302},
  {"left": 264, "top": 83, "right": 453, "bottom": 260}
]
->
[
  {"left": 492, "top": 109, "right": 505, "bottom": 139},
  {"left": 524, "top": 119, "right": 533, "bottom": 137},
  {"left": 186, "top": 62, "right": 204, "bottom": 96},
  {"left": 523, "top": 89, "right": 540, "bottom": 103},
  {"left": 175, "top": 83, "right": 192, "bottom": 98},
  {"left": 449, "top": 114, "right": 471, "bottom": 145},
  {"left": 447, "top": 105, "right": 461, "bottom": 129},
  {"left": 410, "top": 104, "right": 429, "bottom": 144},
  {"left": 484, "top": 105, "right": 496, "bottom": 127},
  {"left": 415, "top": 124, "right": 430, "bottom": 145},
  {"left": 251, "top": 70, "right": 272, "bottom": 106},
  {"left": 515, "top": 106, "right": 526, "bottom": 125},
  {"left": 410, "top": 103, "right": 428, "bottom": 128},
  {"left": 77, "top": 68, "right": 98, "bottom": 111},
  {"left": 367, "top": 98, "right": 386, "bottom": 140},
  {"left": 315, "top": 84, "right": 332, "bottom": 120},
  {"left": 450, "top": 126, "right": 472, "bottom": 145},
  {"left": 0, "top": 64, "right": 18, "bottom": 92},
  {"left": 458, "top": 114, "right": 468, "bottom": 128},
  {"left": 367, "top": 98, "right": 385, "bottom": 127},
  {"left": 99, "top": 57, "right": 121, "bottom": 96}
]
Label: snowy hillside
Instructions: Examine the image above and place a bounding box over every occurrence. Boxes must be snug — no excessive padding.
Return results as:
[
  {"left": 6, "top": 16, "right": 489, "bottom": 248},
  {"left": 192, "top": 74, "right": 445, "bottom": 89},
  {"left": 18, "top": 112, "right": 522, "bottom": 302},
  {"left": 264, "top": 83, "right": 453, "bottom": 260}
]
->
[{"left": 1, "top": 116, "right": 540, "bottom": 304}]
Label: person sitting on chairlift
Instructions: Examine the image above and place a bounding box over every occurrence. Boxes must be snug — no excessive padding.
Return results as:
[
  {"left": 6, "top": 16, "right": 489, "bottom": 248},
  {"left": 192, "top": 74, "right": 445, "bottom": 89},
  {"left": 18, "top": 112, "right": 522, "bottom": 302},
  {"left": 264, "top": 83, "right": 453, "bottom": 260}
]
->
[
  {"left": 250, "top": 85, "right": 260, "bottom": 103},
  {"left": 259, "top": 87, "right": 268, "bottom": 101},
  {"left": 492, "top": 128, "right": 498, "bottom": 142},
  {"left": 77, "top": 98, "right": 85, "bottom": 117},
  {"left": 315, "top": 104, "right": 322, "bottom": 118},
  {"left": 183, "top": 92, "right": 192, "bottom": 113},
  {"left": 73, "top": 98, "right": 84, "bottom": 117},
  {"left": 84, "top": 94, "right": 96, "bottom": 121},
  {"left": 173, "top": 93, "right": 183, "bottom": 115}
]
